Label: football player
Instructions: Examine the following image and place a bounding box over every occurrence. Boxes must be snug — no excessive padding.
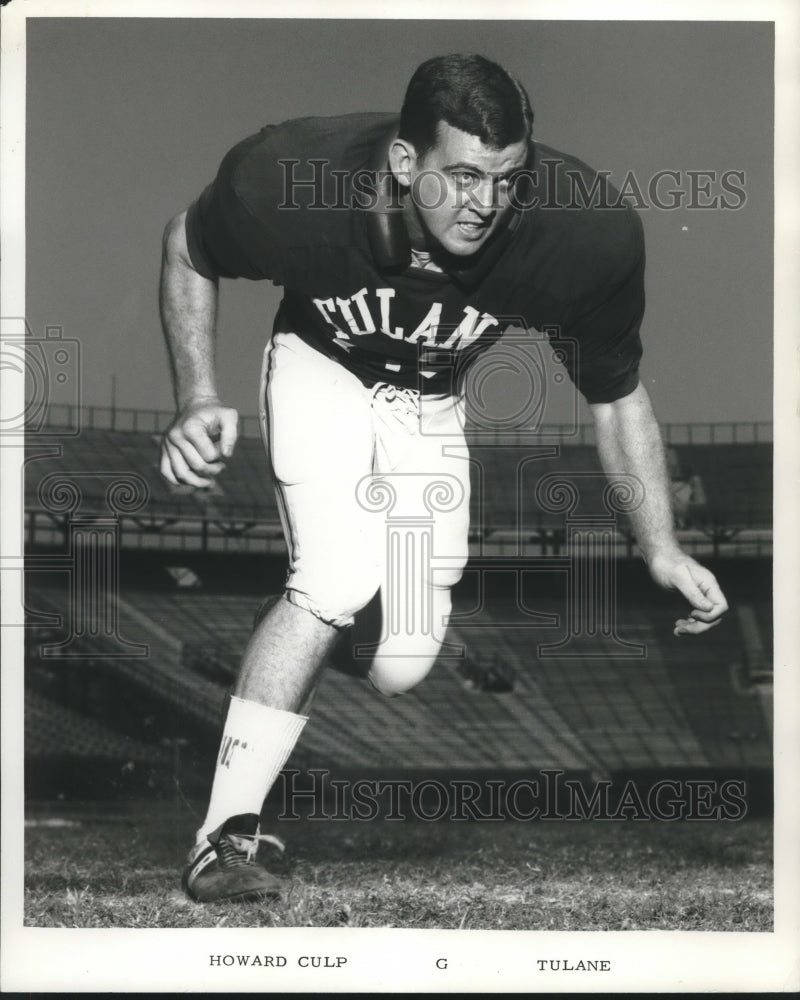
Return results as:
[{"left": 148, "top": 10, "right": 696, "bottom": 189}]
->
[{"left": 159, "top": 54, "right": 728, "bottom": 902}]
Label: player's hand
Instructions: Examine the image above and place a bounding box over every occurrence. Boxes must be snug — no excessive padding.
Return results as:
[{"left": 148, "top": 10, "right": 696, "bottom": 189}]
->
[
  {"left": 160, "top": 397, "right": 239, "bottom": 488},
  {"left": 646, "top": 547, "right": 729, "bottom": 637}
]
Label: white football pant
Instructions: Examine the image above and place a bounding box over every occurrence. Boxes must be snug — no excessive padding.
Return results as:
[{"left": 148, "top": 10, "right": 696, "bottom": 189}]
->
[{"left": 259, "top": 331, "right": 471, "bottom": 695}]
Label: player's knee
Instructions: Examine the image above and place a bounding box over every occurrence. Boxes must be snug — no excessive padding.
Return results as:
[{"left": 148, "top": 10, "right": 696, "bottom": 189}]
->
[
  {"left": 288, "top": 576, "right": 381, "bottom": 629},
  {"left": 431, "top": 553, "right": 468, "bottom": 592},
  {"left": 368, "top": 658, "right": 436, "bottom": 697}
]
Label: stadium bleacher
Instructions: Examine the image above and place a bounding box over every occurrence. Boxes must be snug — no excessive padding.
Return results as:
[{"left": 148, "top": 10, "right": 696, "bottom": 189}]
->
[
  {"left": 21, "top": 410, "right": 773, "bottom": 797},
  {"left": 26, "top": 688, "right": 166, "bottom": 763},
  {"left": 25, "top": 570, "right": 772, "bottom": 778},
  {"left": 25, "top": 426, "right": 279, "bottom": 522},
  {"left": 24, "top": 415, "right": 772, "bottom": 562},
  {"left": 669, "top": 443, "right": 772, "bottom": 527}
]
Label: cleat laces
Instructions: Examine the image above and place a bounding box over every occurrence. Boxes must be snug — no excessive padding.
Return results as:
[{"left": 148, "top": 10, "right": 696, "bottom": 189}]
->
[{"left": 217, "top": 832, "right": 285, "bottom": 868}]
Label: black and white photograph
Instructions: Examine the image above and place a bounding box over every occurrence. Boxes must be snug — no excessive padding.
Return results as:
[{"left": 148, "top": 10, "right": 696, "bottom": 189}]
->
[{"left": 1, "top": 0, "right": 798, "bottom": 993}]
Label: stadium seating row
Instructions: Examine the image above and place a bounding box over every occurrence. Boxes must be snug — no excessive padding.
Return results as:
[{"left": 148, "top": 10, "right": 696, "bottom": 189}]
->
[
  {"left": 24, "top": 429, "right": 772, "bottom": 530},
  {"left": 25, "top": 580, "right": 772, "bottom": 773}
]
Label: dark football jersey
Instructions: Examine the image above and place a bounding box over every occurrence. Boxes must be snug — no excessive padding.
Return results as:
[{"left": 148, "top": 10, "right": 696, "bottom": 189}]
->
[{"left": 185, "top": 113, "right": 644, "bottom": 403}]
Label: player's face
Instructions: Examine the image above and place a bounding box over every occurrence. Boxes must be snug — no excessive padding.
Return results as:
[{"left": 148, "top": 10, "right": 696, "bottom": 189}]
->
[{"left": 403, "top": 122, "right": 529, "bottom": 257}]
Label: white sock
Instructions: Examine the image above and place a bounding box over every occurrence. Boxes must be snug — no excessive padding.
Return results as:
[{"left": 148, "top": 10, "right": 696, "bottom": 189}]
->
[{"left": 195, "top": 696, "right": 307, "bottom": 845}]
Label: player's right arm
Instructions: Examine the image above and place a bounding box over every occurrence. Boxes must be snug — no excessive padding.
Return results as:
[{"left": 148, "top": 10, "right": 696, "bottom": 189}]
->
[{"left": 159, "top": 209, "right": 239, "bottom": 487}]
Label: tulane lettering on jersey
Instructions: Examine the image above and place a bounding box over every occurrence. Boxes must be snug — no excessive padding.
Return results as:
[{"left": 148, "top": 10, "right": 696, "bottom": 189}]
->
[{"left": 312, "top": 287, "right": 500, "bottom": 350}]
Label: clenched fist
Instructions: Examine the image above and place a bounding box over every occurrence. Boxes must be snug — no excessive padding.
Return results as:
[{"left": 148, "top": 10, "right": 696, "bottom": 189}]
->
[{"left": 160, "top": 397, "right": 239, "bottom": 488}]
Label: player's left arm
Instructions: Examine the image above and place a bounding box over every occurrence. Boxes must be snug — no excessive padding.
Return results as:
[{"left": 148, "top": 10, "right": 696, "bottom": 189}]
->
[{"left": 589, "top": 382, "right": 729, "bottom": 636}]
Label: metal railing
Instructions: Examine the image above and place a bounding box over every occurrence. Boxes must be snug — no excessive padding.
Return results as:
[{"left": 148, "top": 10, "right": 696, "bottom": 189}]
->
[
  {"left": 38, "top": 404, "right": 773, "bottom": 445},
  {"left": 25, "top": 509, "right": 772, "bottom": 560},
  {"left": 37, "top": 403, "right": 265, "bottom": 438}
]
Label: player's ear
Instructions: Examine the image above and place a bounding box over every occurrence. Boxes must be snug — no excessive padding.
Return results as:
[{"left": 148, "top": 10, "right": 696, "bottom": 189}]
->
[{"left": 389, "top": 138, "right": 416, "bottom": 190}]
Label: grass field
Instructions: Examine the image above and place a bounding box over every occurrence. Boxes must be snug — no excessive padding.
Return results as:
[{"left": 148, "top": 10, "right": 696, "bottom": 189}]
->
[{"left": 24, "top": 802, "right": 772, "bottom": 930}]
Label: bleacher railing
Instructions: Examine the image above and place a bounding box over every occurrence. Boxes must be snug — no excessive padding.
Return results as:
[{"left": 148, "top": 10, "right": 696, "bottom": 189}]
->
[{"left": 39, "top": 404, "right": 773, "bottom": 446}]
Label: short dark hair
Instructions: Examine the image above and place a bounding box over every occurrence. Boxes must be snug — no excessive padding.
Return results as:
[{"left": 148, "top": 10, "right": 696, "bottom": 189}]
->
[{"left": 399, "top": 53, "right": 533, "bottom": 158}]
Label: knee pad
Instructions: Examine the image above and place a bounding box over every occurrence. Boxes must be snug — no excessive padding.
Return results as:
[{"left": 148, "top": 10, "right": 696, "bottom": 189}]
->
[
  {"left": 368, "top": 657, "right": 438, "bottom": 697},
  {"left": 287, "top": 579, "right": 381, "bottom": 630},
  {"left": 366, "top": 576, "right": 457, "bottom": 695},
  {"left": 367, "top": 625, "right": 447, "bottom": 696},
  {"left": 428, "top": 550, "right": 469, "bottom": 592}
]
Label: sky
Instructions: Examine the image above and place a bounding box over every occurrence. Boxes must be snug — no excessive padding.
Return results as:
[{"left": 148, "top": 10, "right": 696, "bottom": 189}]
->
[{"left": 24, "top": 17, "right": 774, "bottom": 425}]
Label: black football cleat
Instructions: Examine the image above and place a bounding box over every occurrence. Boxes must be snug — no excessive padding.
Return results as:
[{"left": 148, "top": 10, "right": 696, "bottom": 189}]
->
[{"left": 182, "top": 813, "right": 284, "bottom": 903}]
